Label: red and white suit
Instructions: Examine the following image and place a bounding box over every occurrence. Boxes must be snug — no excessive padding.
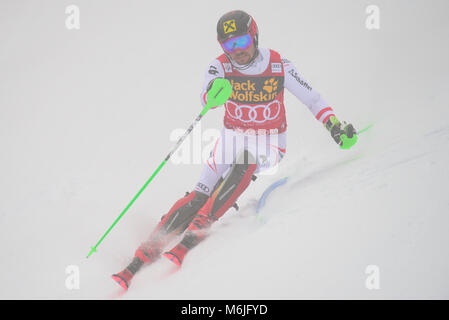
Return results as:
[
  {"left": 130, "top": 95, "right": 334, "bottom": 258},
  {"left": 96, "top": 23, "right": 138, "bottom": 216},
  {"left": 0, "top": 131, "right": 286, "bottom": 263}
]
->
[{"left": 194, "top": 47, "right": 335, "bottom": 196}]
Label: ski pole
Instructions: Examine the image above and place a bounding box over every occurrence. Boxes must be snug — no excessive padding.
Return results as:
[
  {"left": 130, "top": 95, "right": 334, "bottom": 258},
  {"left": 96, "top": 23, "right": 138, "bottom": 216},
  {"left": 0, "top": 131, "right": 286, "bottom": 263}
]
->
[
  {"left": 357, "top": 123, "right": 373, "bottom": 135},
  {"left": 87, "top": 79, "right": 233, "bottom": 258}
]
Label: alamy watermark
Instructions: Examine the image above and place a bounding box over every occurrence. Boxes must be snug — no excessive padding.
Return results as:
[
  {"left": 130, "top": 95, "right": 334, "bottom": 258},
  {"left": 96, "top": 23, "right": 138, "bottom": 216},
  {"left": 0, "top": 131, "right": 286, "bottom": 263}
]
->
[
  {"left": 169, "top": 123, "right": 283, "bottom": 176},
  {"left": 365, "top": 5, "right": 380, "bottom": 30},
  {"left": 65, "top": 265, "right": 80, "bottom": 290},
  {"left": 365, "top": 264, "right": 380, "bottom": 290},
  {"left": 65, "top": 5, "right": 80, "bottom": 30}
]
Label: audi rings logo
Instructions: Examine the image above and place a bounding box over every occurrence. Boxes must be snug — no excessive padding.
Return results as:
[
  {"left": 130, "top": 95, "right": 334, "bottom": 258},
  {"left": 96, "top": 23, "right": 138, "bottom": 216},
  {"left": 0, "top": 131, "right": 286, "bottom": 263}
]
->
[
  {"left": 196, "top": 182, "right": 210, "bottom": 193},
  {"left": 225, "top": 100, "right": 282, "bottom": 123}
]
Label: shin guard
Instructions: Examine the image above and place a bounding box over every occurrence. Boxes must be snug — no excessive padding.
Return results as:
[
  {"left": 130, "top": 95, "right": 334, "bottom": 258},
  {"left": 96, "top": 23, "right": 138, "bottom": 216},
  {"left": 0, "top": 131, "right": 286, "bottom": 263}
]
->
[{"left": 134, "top": 190, "right": 209, "bottom": 263}]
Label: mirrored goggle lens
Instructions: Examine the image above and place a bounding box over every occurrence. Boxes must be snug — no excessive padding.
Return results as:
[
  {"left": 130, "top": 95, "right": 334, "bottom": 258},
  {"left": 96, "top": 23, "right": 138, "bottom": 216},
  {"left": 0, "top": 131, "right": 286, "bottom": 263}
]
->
[{"left": 221, "top": 34, "right": 253, "bottom": 53}]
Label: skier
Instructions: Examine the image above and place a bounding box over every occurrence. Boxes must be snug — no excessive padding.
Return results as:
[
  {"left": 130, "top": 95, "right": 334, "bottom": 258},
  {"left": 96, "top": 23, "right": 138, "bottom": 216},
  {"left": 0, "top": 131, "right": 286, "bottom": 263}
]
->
[{"left": 112, "top": 10, "right": 357, "bottom": 290}]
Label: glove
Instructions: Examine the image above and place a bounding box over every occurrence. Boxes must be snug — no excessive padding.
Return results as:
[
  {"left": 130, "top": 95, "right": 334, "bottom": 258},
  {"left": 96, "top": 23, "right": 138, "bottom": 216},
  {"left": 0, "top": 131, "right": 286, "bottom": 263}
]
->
[
  {"left": 204, "top": 78, "right": 232, "bottom": 111},
  {"left": 325, "top": 116, "right": 358, "bottom": 149},
  {"left": 206, "top": 77, "right": 224, "bottom": 93}
]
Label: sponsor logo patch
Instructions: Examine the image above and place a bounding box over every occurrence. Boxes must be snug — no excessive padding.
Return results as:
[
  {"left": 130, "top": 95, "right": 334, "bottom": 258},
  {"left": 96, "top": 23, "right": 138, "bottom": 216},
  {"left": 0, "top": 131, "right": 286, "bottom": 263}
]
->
[
  {"left": 227, "top": 76, "right": 283, "bottom": 104},
  {"left": 271, "top": 62, "right": 282, "bottom": 73},
  {"left": 196, "top": 182, "right": 210, "bottom": 193},
  {"left": 263, "top": 78, "right": 279, "bottom": 93},
  {"left": 223, "top": 63, "right": 232, "bottom": 73},
  {"left": 223, "top": 19, "right": 236, "bottom": 34},
  {"left": 288, "top": 69, "right": 312, "bottom": 91}
]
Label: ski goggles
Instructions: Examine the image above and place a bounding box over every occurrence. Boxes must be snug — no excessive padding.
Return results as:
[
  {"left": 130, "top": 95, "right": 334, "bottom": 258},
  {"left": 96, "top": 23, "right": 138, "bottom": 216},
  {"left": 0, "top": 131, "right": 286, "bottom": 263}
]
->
[{"left": 220, "top": 33, "right": 253, "bottom": 53}]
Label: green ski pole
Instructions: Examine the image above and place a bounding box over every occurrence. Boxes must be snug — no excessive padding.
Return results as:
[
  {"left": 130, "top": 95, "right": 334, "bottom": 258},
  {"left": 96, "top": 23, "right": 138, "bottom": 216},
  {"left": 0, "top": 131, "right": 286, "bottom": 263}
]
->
[{"left": 87, "top": 79, "right": 233, "bottom": 258}]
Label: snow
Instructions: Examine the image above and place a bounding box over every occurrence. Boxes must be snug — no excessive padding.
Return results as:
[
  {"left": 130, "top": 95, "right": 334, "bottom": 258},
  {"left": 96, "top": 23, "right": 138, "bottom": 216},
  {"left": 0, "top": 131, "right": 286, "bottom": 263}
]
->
[{"left": 0, "top": 0, "right": 448, "bottom": 299}]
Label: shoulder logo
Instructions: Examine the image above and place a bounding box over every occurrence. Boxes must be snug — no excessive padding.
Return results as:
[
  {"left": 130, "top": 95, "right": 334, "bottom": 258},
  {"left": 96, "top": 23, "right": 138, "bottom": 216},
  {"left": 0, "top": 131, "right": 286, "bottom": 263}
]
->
[
  {"left": 223, "top": 63, "right": 232, "bottom": 73},
  {"left": 223, "top": 20, "right": 236, "bottom": 34},
  {"left": 271, "top": 62, "right": 282, "bottom": 73}
]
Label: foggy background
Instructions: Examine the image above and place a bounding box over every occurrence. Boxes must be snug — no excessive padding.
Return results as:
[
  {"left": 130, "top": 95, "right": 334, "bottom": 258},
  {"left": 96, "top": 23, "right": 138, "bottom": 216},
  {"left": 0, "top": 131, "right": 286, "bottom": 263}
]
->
[{"left": 0, "top": 0, "right": 448, "bottom": 299}]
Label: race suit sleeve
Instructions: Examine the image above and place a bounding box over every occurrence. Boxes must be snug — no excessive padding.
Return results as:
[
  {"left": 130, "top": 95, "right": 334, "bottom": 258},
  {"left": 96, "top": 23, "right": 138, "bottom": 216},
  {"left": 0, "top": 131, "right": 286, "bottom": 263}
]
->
[
  {"left": 281, "top": 57, "right": 335, "bottom": 124},
  {"left": 200, "top": 59, "right": 225, "bottom": 108}
]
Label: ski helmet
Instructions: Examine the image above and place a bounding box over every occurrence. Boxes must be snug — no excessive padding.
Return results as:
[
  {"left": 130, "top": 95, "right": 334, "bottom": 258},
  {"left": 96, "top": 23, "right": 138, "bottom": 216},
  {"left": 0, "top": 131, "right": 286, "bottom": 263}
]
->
[{"left": 217, "top": 10, "right": 259, "bottom": 49}]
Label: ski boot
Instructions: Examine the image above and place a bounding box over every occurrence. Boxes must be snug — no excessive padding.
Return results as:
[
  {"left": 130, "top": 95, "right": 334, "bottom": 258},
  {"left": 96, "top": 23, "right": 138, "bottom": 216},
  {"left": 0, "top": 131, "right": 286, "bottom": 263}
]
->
[{"left": 111, "top": 256, "right": 144, "bottom": 290}]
